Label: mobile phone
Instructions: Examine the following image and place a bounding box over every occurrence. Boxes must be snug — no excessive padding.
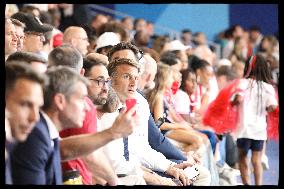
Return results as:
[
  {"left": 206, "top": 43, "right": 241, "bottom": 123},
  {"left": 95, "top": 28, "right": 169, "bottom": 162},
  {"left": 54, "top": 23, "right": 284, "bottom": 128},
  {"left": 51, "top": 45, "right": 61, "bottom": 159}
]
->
[
  {"left": 156, "top": 117, "right": 165, "bottom": 128},
  {"left": 184, "top": 165, "right": 199, "bottom": 179},
  {"left": 125, "top": 98, "right": 137, "bottom": 116}
]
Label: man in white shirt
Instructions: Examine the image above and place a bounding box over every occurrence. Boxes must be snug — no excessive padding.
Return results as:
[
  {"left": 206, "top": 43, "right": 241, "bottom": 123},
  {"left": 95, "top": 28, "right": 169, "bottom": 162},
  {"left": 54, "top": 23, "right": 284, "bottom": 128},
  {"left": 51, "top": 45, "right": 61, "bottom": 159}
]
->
[{"left": 100, "top": 56, "right": 212, "bottom": 185}]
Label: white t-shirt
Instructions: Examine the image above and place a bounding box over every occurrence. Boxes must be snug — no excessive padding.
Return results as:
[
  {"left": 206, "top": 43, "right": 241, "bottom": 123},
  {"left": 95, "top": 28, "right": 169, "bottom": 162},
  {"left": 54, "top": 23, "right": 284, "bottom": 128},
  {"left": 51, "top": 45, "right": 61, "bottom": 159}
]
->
[
  {"left": 172, "top": 89, "right": 190, "bottom": 115},
  {"left": 235, "top": 79, "right": 278, "bottom": 140}
]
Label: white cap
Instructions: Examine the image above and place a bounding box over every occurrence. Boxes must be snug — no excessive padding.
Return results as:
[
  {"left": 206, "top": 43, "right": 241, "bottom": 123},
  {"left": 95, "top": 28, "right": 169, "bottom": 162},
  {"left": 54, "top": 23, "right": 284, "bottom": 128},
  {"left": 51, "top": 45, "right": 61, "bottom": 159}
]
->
[
  {"left": 164, "top": 40, "right": 192, "bottom": 51},
  {"left": 95, "top": 32, "right": 120, "bottom": 52},
  {"left": 218, "top": 58, "right": 232, "bottom": 67}
]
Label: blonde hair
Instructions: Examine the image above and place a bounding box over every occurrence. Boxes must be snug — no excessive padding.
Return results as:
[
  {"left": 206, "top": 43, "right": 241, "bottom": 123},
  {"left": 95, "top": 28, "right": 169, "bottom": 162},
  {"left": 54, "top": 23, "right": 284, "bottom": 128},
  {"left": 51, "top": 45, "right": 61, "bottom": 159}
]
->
[{"left": 147, "top": 63, "right": 173, "bottom": 111}]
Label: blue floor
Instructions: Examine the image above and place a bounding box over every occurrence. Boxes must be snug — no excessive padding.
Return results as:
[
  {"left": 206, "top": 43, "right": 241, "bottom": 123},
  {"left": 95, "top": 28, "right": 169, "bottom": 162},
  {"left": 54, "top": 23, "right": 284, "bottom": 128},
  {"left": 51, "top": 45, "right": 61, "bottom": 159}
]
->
[{"left": 236, "top": 140, "right": 279, "bottom": 185}]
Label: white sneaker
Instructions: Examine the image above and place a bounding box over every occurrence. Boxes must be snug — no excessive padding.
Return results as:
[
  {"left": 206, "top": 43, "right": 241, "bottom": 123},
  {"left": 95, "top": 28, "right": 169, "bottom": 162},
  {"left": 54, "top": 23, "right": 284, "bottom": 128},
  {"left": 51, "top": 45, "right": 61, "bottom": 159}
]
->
[{"left": 262, "top": 154, "right": 269, "bottom": 170}]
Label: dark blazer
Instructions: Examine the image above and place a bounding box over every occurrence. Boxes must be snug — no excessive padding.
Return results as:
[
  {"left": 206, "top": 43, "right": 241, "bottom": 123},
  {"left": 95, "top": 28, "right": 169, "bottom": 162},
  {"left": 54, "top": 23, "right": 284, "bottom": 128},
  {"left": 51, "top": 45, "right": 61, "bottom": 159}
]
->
[
  {"left": 137, "top": 90, "right": 187, "bottom": 162},
  {"left": 11, "top": 113, "right": 62, "bottom": 185}
]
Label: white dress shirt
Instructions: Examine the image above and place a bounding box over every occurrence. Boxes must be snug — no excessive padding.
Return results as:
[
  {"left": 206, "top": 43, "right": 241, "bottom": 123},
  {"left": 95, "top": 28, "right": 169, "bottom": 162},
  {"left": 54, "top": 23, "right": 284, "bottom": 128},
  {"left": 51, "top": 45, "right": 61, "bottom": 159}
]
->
[{"left": 98, "top": 91, "right": 175, "bottom": 175}]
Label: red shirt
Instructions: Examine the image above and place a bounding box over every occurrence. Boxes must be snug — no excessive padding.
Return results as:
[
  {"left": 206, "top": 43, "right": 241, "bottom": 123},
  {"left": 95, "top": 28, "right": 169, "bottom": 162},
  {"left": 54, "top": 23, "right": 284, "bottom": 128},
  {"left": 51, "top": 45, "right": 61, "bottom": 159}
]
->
[{"left": 60, "top": 97, "right": 97, "bottom": 185}]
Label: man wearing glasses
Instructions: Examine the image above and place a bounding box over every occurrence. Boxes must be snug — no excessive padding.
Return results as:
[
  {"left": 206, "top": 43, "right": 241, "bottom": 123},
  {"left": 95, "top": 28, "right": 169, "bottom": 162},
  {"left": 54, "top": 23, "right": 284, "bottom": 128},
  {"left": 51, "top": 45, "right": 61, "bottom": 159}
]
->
[
  {"left": 63, "top": 26, "right": 90, "bottom": 56},
  {"left": 11, "top": 12, "right": 53, "bottom": 54}
]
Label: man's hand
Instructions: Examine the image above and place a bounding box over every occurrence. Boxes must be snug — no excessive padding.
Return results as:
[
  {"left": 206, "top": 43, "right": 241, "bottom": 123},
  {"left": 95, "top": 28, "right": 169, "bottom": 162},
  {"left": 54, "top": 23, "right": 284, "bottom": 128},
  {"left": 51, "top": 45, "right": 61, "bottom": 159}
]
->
[
  {"left": 186, "top": 151, "right": 201, "bottom": 165},
  {"left": 165, "top": 165, "right": 192, "bottom": 186},
  {"left": 143, "top": 170, "right": 177, "bottom": 186},
  {"left": 108, "top": 105, "right": 137, "bottom": 139}
]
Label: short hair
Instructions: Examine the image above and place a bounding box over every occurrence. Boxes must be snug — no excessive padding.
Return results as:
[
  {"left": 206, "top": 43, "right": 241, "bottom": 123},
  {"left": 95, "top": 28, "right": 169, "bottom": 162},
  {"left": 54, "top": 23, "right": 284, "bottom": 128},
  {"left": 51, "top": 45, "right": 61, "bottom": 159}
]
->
[
  {"left": 216, "top": 65, "right": 237, "bottom": 81},
  {"left": 48, "top": 44, "right": 83, "bottom": 72},
  {"left": 96, "top": 21, "right": 128, "bottom": 42},
  {"left": 6, "top": 61, "right": 47, "bottom": 93},
  {"left": 6, "top": 51, "right": 47, "bottom": 64},
  {"left": 107, "top": 42, "right": 140, "bottom": 61},
  {"left": 249, "top": 25, "right": 261, "bottom": 32},
  {"left": 83, "top": 57, "right": 107, "bottom": 77},
  {"left": 160, "top": 51, "right": 180, "bottom": 66},
  {"left": 42, "top": 66, "right": 89, "bottom": 110},
  {"left": 10, "top": 18, "right": 25, "bottom": 28},
  {"left": 107, "top": 58, "right": 141, "bottom": 77},
  {"left": 190, "top": 59, "right": 211, "bottom": 73},
  {"left": 133, "top": 18, "right": 145, "bottom": 30},
  {"left": 182, "top": 29, "right": 192, "bottom": 34}
]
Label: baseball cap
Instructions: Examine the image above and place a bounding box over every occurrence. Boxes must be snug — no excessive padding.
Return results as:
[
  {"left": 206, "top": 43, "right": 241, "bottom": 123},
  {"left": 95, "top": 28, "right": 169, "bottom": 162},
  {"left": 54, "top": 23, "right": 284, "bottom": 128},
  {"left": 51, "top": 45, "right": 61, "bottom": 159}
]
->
[
  {"left": 11, "top": 12, "right": 53, "bottom": 33},
  {"left": 164, "top": 40, "right": 192, "bottom": 51},
  {"left": 95, "top": 32, "right": 120, "bottom": 52}
]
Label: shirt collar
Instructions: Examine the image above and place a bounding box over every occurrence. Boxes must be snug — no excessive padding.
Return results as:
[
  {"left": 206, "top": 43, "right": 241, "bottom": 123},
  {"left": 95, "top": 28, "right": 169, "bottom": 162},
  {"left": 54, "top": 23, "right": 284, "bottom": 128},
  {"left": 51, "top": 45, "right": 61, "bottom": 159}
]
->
[{"left": 40, "top": 111, "right": 59, "bottom": 140}]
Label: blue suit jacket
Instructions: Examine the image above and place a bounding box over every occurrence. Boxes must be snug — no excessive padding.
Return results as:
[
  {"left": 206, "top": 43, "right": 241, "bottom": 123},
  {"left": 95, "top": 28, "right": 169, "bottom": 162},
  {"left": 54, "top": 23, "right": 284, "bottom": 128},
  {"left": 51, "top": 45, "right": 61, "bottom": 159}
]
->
[
  {"left": 11, "top": 113, "right": 62, "bottom": 185},
  {"left": 137, "top": 90, "right": 187, "bottom": 163}
]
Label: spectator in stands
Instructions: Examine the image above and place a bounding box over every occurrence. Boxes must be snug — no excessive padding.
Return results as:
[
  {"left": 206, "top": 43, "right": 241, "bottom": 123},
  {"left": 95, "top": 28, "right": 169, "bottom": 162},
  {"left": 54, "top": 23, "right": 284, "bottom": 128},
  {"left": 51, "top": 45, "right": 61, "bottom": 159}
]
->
[
  {"left": 164, "top": 40, "right": 190, "bottom": 70},
  {"left": 103, "top": 58, "right": 211, "bottom": 185},
  {"left": 147, "top": 63, "right": 204, "bottom": 152},
  {"left": 134, "top": 18, "right": 147, "bottom": 32},
  {"left": 137, "top": 54, "right": 157, "bottom": 95},
  {"left": 222, "top": 25, "right": 244, "bottom": 59},
  {"left": 5, "top": 18, "right": 18, "bottom": 61},
  {"left": 11, "top": 12, "right": 53, "bottom": 54},
  {"left": 10, "top": 45, "right": 135, "bottom": 185},
  {"left": 5, "top": 62, "right": 47, "bottom": 184},
  {"left": 258, "top": 35, "right": 279, "bottom": 60},
  {"left": 249, "top": 25, "right": 263, "bottom": 54},
  {"left": 82, "top": 57, "right": 146, "bottom": 185},
  {"left": 11, "top": 18, "right": 25, "bottom": 51},
  {"left": 20, "top": 5, "right": 41, "bottom": 17},
  {"left": 94, "top": 32, "right": 120, "bottom": 56},
  {"left": 229, "top": 36, "right": 248, "bottom": 64},
  {"left": 86, "top": 52, "right": 109, "bottom": 65},
  {"left": 215, "top": 65, "right": 237, "bottom": 90},
  {"left": 49, "top": 45, "right": 138, "bottom": 185},
  {"left": 63, "top": 26, "right": 90, "bottom": 56},
  {"left": 90, "top": 14, "right": 108, "bottom": 33},
  {"left": 181, "top": 29, "right": 193, "bottom": 47},
  {"left": 6, "top": 51, "right": 48, "bottom": 73},
  {"left": 121, "top": 16, "right": 134, "bottom": 33},
  {"left": 231, "top": 60, "right": 245, "bottom": 79},
  {"left": 152, "top": 35, "right": 171, "bottom": 55},
  {"left": 133, "top": 30, "right": 151, "bottom": 48},
  {"left": 96, "top": 21, "right": 129, "bottom": 42},
  {"left": 107, "top": 42, "right": 211, "bottom": 185}
]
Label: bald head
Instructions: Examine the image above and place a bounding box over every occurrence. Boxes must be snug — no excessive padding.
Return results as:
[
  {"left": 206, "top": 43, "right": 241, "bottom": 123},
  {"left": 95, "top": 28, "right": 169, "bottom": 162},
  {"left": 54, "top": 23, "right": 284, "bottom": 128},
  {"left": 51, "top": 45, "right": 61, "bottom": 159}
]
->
[{"left": 63, "top": 26, "right": 89, "bottom": 56}]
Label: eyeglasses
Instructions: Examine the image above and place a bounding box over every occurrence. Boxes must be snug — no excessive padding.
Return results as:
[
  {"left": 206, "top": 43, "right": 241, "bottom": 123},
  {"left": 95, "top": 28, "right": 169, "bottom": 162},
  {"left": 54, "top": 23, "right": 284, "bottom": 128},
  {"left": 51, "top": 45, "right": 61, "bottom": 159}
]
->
[{"left": 89, "top": 78, "right": 111, "bottom": 87}]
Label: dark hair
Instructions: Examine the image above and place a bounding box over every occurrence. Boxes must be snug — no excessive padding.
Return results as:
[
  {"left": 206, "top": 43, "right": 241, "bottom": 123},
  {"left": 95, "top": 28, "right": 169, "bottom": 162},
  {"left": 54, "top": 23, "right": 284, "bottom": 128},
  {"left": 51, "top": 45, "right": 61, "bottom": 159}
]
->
[
  {"left": 243, "top": 54, "right": 272, "bottom": 83},
  {"left": 83, "top": 57, "right": 107, "bottom": 77},
  {"left": 96, "top": 21, "right": 128, "bottom": 42},
  {"left": 249, "top": 25, "right": 261, "bottom": 32},
  {"left": 6, "top": 61, "right": 47, "bottom": 93},
  {"left": 180, "top": 68, "right": 195, "bottom": 91},
  {"left": 133, "top": 18, "right": 145, "bottom": 30},
  {"left": 139, "top": 46, "right": 160, "bottom": 62},
  {"left": 6, "top": 51, "right": 47, "bottom": 64},
  {"left": 160, "top": 51, "right": 179, "bottom": 66},
  {"left": 190, "top": 59, "right": 210, "bottom": 73},
  {"left": 107, "top": 42, "right": 140, "bottom": 62},
  {"left": 216, "top": 65, "right": 237, "bottom": 81},
  {"left": 48, "top": 44, "right": 83, "bottom": 72},
  {"left": 182, "top": 29, "right": 192, "bottom": 34}
]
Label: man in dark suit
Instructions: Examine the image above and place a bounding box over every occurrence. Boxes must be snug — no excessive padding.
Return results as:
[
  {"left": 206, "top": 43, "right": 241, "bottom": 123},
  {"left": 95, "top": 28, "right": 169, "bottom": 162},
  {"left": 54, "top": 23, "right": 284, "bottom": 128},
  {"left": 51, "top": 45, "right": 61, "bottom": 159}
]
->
[
  {"left": 5, "top": 62, "right": 47, "bottom": 184},
  {"left": 11, "top": 66, "right": 136, "bottom": 185}
]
